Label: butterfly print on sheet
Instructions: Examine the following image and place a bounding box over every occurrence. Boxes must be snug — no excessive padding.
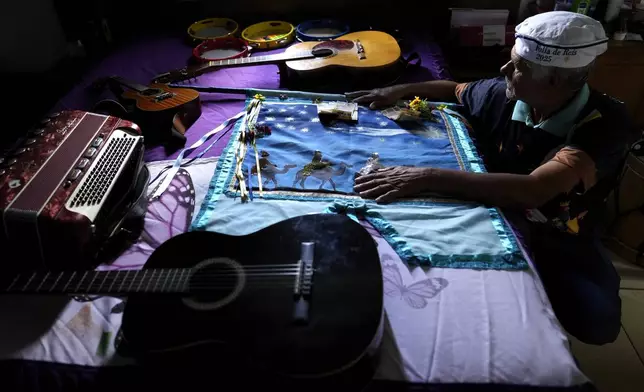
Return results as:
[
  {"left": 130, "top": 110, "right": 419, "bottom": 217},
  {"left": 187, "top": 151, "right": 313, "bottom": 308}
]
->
[
  {"left": 382, "top": 263, "right": 448, "bottom": 309},
  {"left": 103, "top": 169, "right": 195, "bottom": 270}
]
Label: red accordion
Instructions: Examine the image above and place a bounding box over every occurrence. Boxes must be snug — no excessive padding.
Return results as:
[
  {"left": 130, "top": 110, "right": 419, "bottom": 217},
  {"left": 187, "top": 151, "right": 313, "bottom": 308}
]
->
[{"left": 0, "top": 111, "right": 148, "bottom": 270}]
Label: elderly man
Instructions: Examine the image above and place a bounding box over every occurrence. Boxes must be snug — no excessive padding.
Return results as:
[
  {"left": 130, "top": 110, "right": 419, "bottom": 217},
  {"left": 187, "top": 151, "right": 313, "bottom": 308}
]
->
[{"left": 350, "top": 11, "right": 636, "bottom": 345}]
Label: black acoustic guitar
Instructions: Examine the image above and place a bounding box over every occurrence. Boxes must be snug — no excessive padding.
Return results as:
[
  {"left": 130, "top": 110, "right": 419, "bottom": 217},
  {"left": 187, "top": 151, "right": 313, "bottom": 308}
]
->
[{"left": 2, "top": 214, "right": 384, "bottom": 391}]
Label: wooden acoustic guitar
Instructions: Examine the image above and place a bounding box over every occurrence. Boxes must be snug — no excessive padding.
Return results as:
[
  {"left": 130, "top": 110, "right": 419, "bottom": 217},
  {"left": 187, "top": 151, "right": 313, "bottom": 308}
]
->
[
  {"left": 2, "top": 214, "right": 383, "bottom": 391},
  {"left": 153, "top": 30, "right": 401, "bottom": 84}
]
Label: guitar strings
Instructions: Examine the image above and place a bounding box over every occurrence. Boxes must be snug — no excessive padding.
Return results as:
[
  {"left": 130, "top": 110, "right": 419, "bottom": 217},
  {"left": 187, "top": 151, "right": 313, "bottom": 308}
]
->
[{"left": 10, "top": 264, "right": 316, "bottom": 292}]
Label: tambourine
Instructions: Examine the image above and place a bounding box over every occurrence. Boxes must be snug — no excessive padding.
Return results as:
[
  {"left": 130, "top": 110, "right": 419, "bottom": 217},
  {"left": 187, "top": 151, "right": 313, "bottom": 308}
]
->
[
  {"left": 296, "top": 20, "right": 349, "bottom": 42},
  {"left": 192, "top": 37, "right": 249, "bottom": 62},
  {"left": 187, "top": 18, "right": 239, "bottom": 44},
  {"left": 241, "top": 21, "right": 295, "bottom": 50}
]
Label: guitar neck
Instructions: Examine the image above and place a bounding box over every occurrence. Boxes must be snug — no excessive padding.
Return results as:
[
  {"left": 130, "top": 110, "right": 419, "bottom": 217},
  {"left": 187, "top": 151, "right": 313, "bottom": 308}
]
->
[
  {"left": 110, "top": 76, "right": 149, "bottom": 93},
  {"left": 3, "top": 270, "right": 191, "bottom": 295},
  {"left": 193, "top": 51, "right": 316, "bottom": 77}
]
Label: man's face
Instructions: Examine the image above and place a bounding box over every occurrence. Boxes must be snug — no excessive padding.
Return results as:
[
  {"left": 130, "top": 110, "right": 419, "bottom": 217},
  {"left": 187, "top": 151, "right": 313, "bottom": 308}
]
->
[{"left": 500, "top": 47, "right": 544, "bottom": 103}]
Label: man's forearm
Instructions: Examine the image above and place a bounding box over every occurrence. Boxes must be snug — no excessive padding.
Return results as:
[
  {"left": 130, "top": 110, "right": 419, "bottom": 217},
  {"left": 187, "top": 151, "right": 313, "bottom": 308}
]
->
[
  {"left": 423, "top": 168, "right": 547, "bottom": 208},
  {"left": 397, "top": 80, "right": 459, "bottom": 102}
]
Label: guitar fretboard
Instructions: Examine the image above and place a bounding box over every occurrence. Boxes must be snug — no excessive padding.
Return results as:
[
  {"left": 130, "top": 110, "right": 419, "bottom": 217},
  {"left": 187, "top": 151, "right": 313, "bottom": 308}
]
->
[
  {"left": 193, "top": 51, "right": 315, "bottom": 76},
  {"left": 3, "top": 269, "right": 191, "bottom": 295}
]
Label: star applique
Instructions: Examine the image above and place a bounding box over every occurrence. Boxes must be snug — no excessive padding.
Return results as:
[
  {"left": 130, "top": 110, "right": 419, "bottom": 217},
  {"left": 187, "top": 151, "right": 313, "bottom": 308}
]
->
[
  {"left": 279, "top": 108, "right": 287, "bottom": 113},
  {"left": 265, "top": 116, "right": 275, "bottom": 121},
  {"left": 379, "top": 121, "right": 388, "bottom": 126},
  {"left": 310, "top": 117, "right": 320, "bottom": 123},
  {"left": 285, "top": 117, "right": 295, "bottom": 122},
  {"left": 300, "top": 128, "right": 309, "bottom": 133}
]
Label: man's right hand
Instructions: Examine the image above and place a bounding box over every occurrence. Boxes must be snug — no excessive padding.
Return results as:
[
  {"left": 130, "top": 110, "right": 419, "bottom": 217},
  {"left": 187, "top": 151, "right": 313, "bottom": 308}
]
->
[{"left": 346, "top": 86, "right": 409, "bottom": 109}]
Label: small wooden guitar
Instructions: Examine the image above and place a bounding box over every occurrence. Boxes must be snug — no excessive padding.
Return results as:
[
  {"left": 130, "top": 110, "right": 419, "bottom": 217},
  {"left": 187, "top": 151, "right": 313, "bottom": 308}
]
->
[
  {"left": 2, "top": 214, "right": 383, "bottom": 390},
  {"left": 153, "top": 30, "right": 401, "bottom": 84},
  {"left": 96, "top": 76, "right": 202, "bottom": 145}
]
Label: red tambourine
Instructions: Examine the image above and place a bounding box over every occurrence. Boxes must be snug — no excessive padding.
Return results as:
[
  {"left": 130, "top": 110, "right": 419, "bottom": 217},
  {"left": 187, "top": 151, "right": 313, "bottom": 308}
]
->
[{"left": 192, "top": 37, "right": 250, "bottom": 63}]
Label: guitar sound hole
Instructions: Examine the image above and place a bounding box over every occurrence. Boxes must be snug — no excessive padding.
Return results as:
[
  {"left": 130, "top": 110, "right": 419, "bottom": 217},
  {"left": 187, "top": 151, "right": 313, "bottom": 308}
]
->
[
  {"left": 311, "top": 48, "right": 335, "bottom": 58},
  {"left": 140, "top": 88, "right": 163, "bottom": 96},
  {"left": 183, "top": 258, "right": 246, "bottom": 311}
]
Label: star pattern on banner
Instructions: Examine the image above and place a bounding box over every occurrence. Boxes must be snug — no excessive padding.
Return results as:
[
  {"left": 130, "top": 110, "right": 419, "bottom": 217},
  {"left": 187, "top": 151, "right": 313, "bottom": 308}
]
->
[
  {"left": 275, "top": 123, "right": 285, "bottom": 129},
  {"left": 285, "top": 117, "right": 295, "bottom": 122},
  {"left": 310, "top": 117, "right": 320, "bottom": 123},
  {"left": 265, "top": 116, "right": 275, "bottom": 121},
  {"left": 300, "top": 128, "right": 309, "bottom": 133},
  {"left": 279, "top": 108, "right": 287, "bottom": 113},
  {"left": 287, "top": 125, "right": 296, "bottom": 130},
  {"left": 379, "top": 121, "right": 389, "bottom": 126}
]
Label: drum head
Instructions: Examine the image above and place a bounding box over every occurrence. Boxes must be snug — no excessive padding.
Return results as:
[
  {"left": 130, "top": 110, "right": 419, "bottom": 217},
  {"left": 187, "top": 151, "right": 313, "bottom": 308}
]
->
[
  {"left": 296, "top": 20, "right": 349, "bottom": 42},
  {"left": 188, "top": 18, "right": 239, "bottom": 42},
  {"left": 241, "top": 21, "right": 294, "bottom": 49},
  {"left": 193, "top": 37, "right": 249, "bottom": 62}
]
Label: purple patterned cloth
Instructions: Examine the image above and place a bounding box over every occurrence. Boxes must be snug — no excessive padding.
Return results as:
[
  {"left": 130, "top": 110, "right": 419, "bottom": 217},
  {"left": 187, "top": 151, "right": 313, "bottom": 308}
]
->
[{"left": 52, "top": 34, "right": 450, "bottom": 163}]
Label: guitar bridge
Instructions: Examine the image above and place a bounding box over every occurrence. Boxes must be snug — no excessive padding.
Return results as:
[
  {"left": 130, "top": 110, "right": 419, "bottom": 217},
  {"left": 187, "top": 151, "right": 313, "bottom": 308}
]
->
[
  {"left": 293, "top": 242, "right": 314, "bottom": 324},
  {"left": 355, "top": 39, "right": 366, "bottom": 60},
  {"left": 155, "top": 92, "right": 174, "bottom": 102}
]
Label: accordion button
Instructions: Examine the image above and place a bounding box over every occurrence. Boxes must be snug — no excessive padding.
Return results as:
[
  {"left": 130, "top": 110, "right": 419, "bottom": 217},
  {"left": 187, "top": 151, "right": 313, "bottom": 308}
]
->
[
  {"left": 85, "top": 148, "right": 97, "bottom": 158},
  {"left": 0, "top": 169, "right": 5, "bottom": 177},
  {"left": 13, "top": 148, "right": 26, "bottom": 156},
  {"left": 32, "top": 128, "right": 45, "bottom": 136},
  {"left": 77, "top": 158, "right": 90, "bottom": 169},
  {"left": 8, "top": 158, "right": 17, "bottom": 166},
  {"left": 25, "top": 139, "right": 37, "bottom": 146},
  {"left": 68, "top": 169, "right": 82, "bottom": 181},
  {"left": 91, "top": 138, "right": 103, "bottom": 148}
]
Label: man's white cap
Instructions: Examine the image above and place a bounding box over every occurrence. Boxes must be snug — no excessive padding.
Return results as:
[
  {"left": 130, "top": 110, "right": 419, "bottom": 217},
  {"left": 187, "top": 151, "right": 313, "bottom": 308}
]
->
[{"left": 515, "top": 11, "right": 608, "bottom": 68}]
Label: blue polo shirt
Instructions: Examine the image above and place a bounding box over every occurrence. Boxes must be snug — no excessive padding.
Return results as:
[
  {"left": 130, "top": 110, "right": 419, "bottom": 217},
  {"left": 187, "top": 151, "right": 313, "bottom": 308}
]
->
[{"left": 456, "top": 77, "right": 635, "bottom": 236}]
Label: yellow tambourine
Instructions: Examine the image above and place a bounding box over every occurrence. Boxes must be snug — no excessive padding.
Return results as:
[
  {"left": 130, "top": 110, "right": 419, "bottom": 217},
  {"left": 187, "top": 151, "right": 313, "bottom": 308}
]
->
[
  {"left": 187, "top": 18, "right": 239, "bottom": 44},
  {"left": 241, "top": 21, "right": 295, "bottom": 50}
]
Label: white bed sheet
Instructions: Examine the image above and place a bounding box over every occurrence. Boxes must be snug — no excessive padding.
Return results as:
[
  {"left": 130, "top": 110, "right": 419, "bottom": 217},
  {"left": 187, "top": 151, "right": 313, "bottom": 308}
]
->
[{"left": 0, "top": 158, "right": 588, "bottom": 387}]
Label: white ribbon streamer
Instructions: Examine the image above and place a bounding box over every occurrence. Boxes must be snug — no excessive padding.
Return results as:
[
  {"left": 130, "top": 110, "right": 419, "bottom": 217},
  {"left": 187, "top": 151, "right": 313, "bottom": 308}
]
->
[{"left": 151, "top": 110, "right": 246, "bottom": 198}]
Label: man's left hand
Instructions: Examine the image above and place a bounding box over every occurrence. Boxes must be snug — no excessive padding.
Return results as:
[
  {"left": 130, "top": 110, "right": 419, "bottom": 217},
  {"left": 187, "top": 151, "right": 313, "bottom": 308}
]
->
[{"left": 354, "top": 166, "right": 431, "bottom": 203}]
